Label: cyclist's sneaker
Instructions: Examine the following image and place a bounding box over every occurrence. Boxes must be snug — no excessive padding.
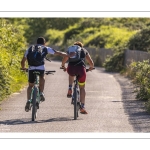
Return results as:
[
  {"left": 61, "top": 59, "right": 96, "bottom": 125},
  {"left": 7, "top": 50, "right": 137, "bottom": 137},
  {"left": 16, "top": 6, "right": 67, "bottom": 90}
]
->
[
  {"left": 80, "top": 107, "right": 88, "bottom": 114},
  {"left": 40, "top": 93, "right": 45, "bottom": 102},
  {"left": 67, "top": 89, "right": 72, "bottom": 98},
  {"left": 25, "top": 101, "right": 31, "bottom": 112},
  {"left": 36, "top": 102, "right": 39, "bottom": 109}
]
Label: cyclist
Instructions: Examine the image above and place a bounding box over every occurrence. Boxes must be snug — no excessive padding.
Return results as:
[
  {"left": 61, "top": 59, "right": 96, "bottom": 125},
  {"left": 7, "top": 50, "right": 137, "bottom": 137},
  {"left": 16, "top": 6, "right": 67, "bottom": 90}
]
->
[
  {"left": 61, "top": 41, "right": 94, "bottom": 114},
  {"left": 21, "top": 37, "right": 72, "bottom": 112}
]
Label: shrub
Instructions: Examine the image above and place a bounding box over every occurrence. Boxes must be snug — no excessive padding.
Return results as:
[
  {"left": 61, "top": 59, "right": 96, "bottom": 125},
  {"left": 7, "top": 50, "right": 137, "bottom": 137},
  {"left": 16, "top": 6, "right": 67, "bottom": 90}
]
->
[
  {"left": 128, "top": 26, "right": 150, "bottom": 52},
  {"left": 129, "top": 60, "right": 150, "bottom": 100},
  {"left": 0, "top": 19, "right": 27, "bottom": 101}
]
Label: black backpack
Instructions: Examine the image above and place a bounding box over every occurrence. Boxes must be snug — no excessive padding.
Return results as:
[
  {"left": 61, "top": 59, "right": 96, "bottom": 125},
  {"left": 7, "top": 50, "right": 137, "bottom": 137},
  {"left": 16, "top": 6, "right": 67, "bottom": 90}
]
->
[{"left": 27, "top": 45, "right": 48, "bottom": 66}]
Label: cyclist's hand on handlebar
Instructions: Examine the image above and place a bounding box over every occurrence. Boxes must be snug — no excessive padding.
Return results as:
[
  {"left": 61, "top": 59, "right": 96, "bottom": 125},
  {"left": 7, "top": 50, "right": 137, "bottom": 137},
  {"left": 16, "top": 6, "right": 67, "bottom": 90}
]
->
[
  {"left": 20, "top": 68, "right": 28, "bottom": 72},
  {"left": 86, "top": 67, "right": 95, "bottom": 72},
  {"left": 62, "top": 66, "right": 67, "bottom": 72},
  {"left": 88, "top": 67, "right": 95, "bottom": 71},
  {"left": 60, "top": 66, "right": 67, "bottom": 72}
]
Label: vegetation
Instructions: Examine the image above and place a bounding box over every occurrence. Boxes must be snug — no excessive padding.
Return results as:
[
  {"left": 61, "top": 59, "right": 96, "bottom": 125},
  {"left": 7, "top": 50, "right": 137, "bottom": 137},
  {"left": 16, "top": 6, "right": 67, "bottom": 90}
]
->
[
  {"left": 0, "top": 19, "right": 27, "bottom": 101},
  {"left": 125, "top": 60, "right": 150, "bottom": 113},
  {"left": 128, "top": 26, "right": 150, "bottom": 52},
  {"left": 103, "top": 45, "right": 126, "bottom": 72}
]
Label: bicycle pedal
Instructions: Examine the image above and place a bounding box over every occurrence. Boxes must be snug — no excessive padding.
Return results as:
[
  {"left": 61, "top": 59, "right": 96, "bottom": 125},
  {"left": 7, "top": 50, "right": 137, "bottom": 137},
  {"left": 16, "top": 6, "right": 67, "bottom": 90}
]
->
[
  {"left": 77, "top": 102, "right": 81, "bottom": 110},
  {"left": 67, "top": 95, "right": 72, "bottom": 98},
  {"left": 36, "top": 103, "right": 39, "bottom": 109},
  {"left": 71, "top": 100, "right": 74, "bottom": 104}
]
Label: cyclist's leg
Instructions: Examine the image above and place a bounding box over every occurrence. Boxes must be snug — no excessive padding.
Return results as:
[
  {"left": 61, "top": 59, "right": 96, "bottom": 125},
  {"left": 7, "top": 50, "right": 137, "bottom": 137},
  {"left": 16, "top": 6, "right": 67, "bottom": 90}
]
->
[
  {"left": 27, "top": 70, "right": 35, "bottom": 100},
  {"left": 38, "top": 70, "right": 45, "bottom": 101},
  {"left": 25, "top": 70, "right": 35, "bottom": 112},
  {"left": 66, "top": 75, "right": 74, "bottom": 97},
  {"left": 38, "top": 70, "right": 45, "bottom": 93},
  {"left": 79, "top": 86, "right": 88, "bottom": 114},
  {"left": 79, "top": 85, "right": 88, "bottom": 114},
  {"left": 77, "top": 66, "right": 88, "bottom": 114},
  {"left": 69, "top": 75, "right": 74, "bottom": 86},
  {"left": 27, "top": 83, "right": 34, "bottom": 100},
  {"left": 77, "top": 66, "right": 86, "bottom": 103},
  {"left": 79, "top": 84, "right": 86, "bottom": 104},
  {"left": 67, "top": 65, "right": 75, "bottom": 97}
]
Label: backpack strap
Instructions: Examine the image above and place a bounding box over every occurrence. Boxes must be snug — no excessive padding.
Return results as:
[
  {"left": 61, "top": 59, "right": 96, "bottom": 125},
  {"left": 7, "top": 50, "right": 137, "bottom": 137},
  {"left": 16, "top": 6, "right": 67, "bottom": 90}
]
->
[
  {"left": 28, "top": 45, "right": 34, "bottom": 51},
  {"left": 73, "top": 47, "right": 86, "bottom": 67},
  {"left": 42, "top": 46, "right": 48, "bottom": 56},
  {"left": 81, "top": 47, "right": 86, "bottom": 55}
]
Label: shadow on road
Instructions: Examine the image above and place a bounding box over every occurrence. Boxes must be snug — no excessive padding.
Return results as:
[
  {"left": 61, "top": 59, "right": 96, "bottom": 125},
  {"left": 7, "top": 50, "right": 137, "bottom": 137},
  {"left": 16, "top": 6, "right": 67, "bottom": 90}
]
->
[
  {"left": 113, "top": 74, "right": 150, "bottom": 132},
  {"left": 89, "top": 67, "right": 150, "bottom": 132},
  {"left": 0, "top": 117, "right": 78, "bottom": 126}
]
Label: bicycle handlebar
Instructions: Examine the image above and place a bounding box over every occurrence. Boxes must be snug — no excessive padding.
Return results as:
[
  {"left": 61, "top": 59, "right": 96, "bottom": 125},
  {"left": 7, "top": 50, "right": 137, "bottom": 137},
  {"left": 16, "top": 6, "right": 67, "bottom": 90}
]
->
[
  {"left": 60, "top": 66, "right": 65, "bottom": 69},
  {"left": 20, "top": 68, "right": 56, "bottom": 75},
  {"left": 45, "top": 70, "right": 56, "bottom": 75},
  {"left": 45, "top": 57, "right": 51, "bottom": 62},
  {"left": 86, "top": 68, "right": 95, "bottom": 72},
  {"left": 20, "top": 68, "right": 28, "bottom": 72},
  {"left": 60, "top": 66, "right": 95, "bottom": 72}
]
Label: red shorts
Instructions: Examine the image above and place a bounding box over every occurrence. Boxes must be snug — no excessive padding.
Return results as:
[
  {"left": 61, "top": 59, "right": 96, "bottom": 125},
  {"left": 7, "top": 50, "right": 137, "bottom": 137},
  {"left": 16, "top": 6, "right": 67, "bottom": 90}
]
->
[{"left": 67, "top": 65, "right": 86, "bottom": 86}]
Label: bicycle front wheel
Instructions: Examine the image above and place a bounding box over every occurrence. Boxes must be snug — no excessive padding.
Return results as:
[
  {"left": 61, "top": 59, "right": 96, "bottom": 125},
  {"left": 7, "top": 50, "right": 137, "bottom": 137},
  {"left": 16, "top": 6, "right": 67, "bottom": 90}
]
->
[{"left": 32, "top": 87, "right": 38, "bottom": 121}]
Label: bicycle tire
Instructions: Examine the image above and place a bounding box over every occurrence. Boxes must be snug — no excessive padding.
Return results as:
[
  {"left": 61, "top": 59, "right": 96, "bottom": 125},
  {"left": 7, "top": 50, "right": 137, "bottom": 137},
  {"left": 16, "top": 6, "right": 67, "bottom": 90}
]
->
[
  {"left": 74, "top": 87, "right": 78, "bottom": 120},
  {"left": 77, "top": 89, "right": 80, "bottom": 117},
  {"left": 32, "top": 87, "right": 38, "bottom": 121}
]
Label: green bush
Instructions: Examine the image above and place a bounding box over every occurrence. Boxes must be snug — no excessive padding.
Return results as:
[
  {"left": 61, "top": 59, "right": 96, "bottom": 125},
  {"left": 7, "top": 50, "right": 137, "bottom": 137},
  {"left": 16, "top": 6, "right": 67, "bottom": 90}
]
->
[
  {"left": 0, "top": 19, "right": 27, "bottom": 101},
  {"left": 103, "top": 46, "right": 125, "bottom": 72},
  {"left": 129, "top": 60, "right": 150, "bottom": 100},
  {"left": 128, "top": 26, "right": 150, "bottom": 52},
  {"left": 94, "top": 54, "right": 102, "bottom": 67},
  {"left": 127, "top": 60, "right": 150, "bottom": 113}
]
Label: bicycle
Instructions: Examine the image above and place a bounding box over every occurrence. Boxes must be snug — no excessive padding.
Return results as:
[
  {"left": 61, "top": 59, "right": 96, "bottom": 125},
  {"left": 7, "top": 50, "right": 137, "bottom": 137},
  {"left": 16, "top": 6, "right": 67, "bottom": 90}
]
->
[
  {"left": 72, "top": 73, "right": 81, "bottom": 120},
  {"left": 21, "top": 68, "right": 56, "bottom": 121},
  {"left": 60, "top": 66, "right": 95, "bottom": 120}
]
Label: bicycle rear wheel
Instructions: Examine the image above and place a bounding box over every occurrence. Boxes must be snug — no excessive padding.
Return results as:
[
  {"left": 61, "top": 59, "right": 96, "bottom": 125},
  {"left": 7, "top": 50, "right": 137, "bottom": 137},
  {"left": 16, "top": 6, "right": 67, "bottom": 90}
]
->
[
  {"left": 32, "top": 87, "right": 38, "bottom": 121},
  {"left": 77, "top": 89, "right": 80, "bottom": 117},
  {"left": 74, "top": 88, "right": 78, "bottom": 120}
]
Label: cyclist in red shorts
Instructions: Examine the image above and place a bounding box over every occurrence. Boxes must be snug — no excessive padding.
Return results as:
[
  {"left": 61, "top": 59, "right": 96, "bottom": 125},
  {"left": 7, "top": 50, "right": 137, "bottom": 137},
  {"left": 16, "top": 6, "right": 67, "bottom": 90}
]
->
[{"left": 61, "top": 41, "right": 94, "bottom": 114}]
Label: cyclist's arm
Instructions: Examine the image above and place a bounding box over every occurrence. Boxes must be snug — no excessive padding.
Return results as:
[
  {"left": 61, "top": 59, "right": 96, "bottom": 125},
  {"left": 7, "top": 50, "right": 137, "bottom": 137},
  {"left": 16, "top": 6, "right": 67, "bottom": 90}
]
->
[
  {"left": 54, "top": 50, "right": 76, "bottom": 58},
  {"left": 85, "top": 53, "right": 94, "bottom": 71},
  {"left": 54, "top": 50, "right": 68, "bottom": 57},
  {"left": 21, "top": 50, "right": 28, "bottom": 69},
  {"left": 47, "top": 47, "right": 69, "bottom": 57},
  {"left": 21, "top": 56, "right": 27, "bottom": 69},
  {"left": 47, "top": 47, "right": 76, "bottom": 58},
  {"left": 61, "top": 56, "right": 69, "bottom": 67}
]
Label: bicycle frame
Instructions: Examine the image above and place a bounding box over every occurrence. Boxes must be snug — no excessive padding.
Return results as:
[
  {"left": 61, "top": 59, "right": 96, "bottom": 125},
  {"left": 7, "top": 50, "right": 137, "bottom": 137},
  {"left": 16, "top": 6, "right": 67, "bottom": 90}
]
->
[{"left": 30, "top": 72, "right": 41, "bottom": 104}]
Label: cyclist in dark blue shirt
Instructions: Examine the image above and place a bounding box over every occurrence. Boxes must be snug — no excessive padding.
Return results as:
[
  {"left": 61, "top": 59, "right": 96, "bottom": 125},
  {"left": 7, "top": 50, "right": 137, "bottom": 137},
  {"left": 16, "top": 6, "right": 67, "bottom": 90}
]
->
[{"left": 21, "top": 37, "right": 72, "bottom": 112}]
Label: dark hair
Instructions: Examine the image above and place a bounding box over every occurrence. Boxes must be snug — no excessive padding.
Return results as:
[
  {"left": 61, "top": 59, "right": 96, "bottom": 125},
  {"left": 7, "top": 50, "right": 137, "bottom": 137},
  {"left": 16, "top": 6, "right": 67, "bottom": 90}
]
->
[
  {"left": 74, "top": 41, "right": 83, "bottom": 47},
  {"left": 37, "top": 37, "right": 46, "bottom": 44}
]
